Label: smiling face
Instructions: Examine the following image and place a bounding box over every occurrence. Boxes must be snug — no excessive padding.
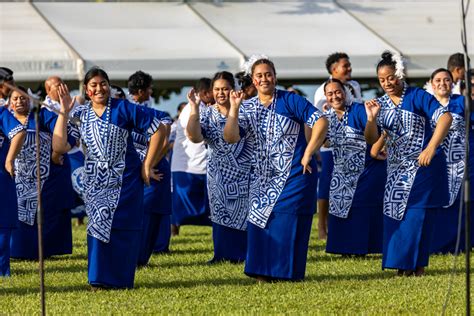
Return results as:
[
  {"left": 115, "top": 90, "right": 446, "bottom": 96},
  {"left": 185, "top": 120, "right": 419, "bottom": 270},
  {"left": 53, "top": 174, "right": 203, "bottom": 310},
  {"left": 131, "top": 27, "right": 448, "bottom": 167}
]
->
[
  {"left": 431, "top": 71, "right": 453, "bottom": 99},
  {"left": 324, "top": 82, "right": 346, "bottom": 111},
  {"left": 252, "top": 63, "right": 276, "bottom": 96},
  {"left": 85, "top": 75, "right": 110, "bottom": 105},
  {"left": 377, "top": 65, "right": 404, "bottom": 97},
  {"left": 10, "top": 90, "right": 30, "bottom": 115},
  {"left": 212, "top": 79, "right": 231, "bottom": 107},
  {"left": 331, "top": 58, "right": 352, "bottom": 82}
]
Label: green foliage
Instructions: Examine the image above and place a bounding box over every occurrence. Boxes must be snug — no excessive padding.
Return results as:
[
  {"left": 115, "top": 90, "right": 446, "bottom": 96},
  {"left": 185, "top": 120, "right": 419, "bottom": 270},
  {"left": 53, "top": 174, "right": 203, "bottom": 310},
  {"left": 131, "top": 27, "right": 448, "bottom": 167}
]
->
[{"left": 0, "top": 217, "right": 470, "bottom": 314}]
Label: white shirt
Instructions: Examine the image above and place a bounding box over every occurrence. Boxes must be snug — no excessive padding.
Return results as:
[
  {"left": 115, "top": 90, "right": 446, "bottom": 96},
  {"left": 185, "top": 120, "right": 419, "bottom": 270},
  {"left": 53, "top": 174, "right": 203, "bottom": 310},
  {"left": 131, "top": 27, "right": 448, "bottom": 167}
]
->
[
  {"left": 170, "top": 102, "right": 208, "bottom": 174},
  {"left": 314, "top": 79, "right": 362, "bottom": 152}
]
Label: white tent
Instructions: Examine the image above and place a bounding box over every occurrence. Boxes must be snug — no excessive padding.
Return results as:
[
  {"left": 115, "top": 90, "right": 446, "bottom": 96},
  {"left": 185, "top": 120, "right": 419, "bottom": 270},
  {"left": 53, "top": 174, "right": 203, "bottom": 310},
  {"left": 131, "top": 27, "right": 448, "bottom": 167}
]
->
[{"left": 0, "top": 1, "right": 472, "bottom": 82}]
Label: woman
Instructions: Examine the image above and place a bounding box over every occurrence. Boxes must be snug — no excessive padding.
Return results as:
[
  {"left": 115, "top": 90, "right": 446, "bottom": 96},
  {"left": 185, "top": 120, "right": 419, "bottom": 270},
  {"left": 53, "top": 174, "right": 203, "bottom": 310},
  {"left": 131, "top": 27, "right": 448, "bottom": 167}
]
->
[
  {"left": 9, "top": 86, "right": 75, "bottom": 260},
  {"left": 53, "top": 67, "right": 163, "bottom": 289},
  {"left": 187, "top": 71, "right": 253, "bottom": 263},
  {"left": 224, "top": 56, "right": 328, "bottom": 281},
  {"left": 134, "top": 107, "right": 172, "bottom": 266},
  {"left": 429, "top": 68, "right": 466, "bottom": 254},
  {"left": 324, "top": 79, "right": 386, "bottom": 255},
  {"left": 364, "top": 51, "right": 452, "bottom": 276},
  {"left": 0, "top": 99, "right": 25, "bottom": 276}
]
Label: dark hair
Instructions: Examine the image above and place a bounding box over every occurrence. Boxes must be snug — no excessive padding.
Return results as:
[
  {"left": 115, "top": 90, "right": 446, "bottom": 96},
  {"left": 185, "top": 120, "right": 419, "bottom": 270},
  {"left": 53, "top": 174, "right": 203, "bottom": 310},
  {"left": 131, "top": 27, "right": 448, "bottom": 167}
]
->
[
  {"left": 323, "top": 78, "right": 345, "bottom": 93},
  {"left": 211, "top": 71, "right": 235, "bottom": 90},
  {"left": 447, "top": 53, "right": 465, "bottom": 71},
  {"left": 84, "top": 67, "right": 110, "bottom": 85},
  {"left": 251, "top": 59, "right": 277, "bottom": 77},
  {"left": 430, "top": 68, "right": 453, "bottom": 81},
  {"left": 177, "top": 101, "right": 187, "bottom": 112},
  {"left": 235, "top": 71, "right": 253, "bottom": 90},
  {"left": 0, "top": 67, "right": 14, "bottom": 82},
  {"left": 8, "top": 85, "right": 27, "bottom": 98},
  {"left": 127, "top": 70, "right": 153, "bottom": 95},
  {"left": 376, "top": 51, "right": 397, "bottom": 74},
  {"left": 110, "top": 85, "right": 126, "bottom": 99},
  {"left": 325, "top": 52, "right": 349, "bottom": 74},
  {"left": 193, "top": 78, "right": 212, "bottom": 92}
]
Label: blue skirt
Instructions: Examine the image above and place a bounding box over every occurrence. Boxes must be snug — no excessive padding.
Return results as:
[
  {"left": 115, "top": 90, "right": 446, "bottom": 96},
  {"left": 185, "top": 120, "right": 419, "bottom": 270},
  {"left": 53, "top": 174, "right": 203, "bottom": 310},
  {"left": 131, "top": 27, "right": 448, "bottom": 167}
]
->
[
  {"left": 245, "top": 213, "right": 313, "bottom": 281},
  {"left": 68, "top": 151, "right": 86, "bottom": 219},
  {"left": 88, "top": 229, "right": 141, "bottom": 289},
  {"left": 171, "top": 172, "right": 211, "bottom": 226},
  {"left": 212, "top": 223, "right": 247, "bottom": 263},
  {"left": 153, "top": 214, "right": 171, "bottom": 253},
  {"left": 0, "top": 228, "right": 12, "bottom": 277},
  {"left": 326, "top": 205, "right": 383, "bottom": 255},
  {"left": 138, "top": 213, "right": 171, "bottom": 266},
  {"left": 318, "top": 151, "right": 333, "bottom": 200},
  {"left": 383, "top": 207, "right": 437, "bottom": 270},
  {"left": 10, "top": 209, "right": 72, "bottom": 260}
]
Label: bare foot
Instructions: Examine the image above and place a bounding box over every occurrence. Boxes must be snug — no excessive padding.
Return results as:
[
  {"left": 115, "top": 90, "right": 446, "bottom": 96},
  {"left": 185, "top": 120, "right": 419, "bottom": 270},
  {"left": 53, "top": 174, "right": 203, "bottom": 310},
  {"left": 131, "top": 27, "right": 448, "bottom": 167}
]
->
[
  {"left": 415, "top": 267, "right": 425, "bottom": 277},
  {"left": 397, "top": 269, "right": 404, "bottom": 277},
  {"left": 256, "top": 276, "right": 270, "bottom": 283},
  {"left": 171, "top": 224, "right": 180, "bottom": 236}
]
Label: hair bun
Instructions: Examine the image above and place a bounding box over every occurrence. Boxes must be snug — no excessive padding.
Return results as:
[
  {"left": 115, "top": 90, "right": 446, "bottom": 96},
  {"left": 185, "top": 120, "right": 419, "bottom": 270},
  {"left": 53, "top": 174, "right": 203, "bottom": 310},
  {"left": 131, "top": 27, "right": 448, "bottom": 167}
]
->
[{"left": 381, "top": 51, "right": 393, "bottom": 61}]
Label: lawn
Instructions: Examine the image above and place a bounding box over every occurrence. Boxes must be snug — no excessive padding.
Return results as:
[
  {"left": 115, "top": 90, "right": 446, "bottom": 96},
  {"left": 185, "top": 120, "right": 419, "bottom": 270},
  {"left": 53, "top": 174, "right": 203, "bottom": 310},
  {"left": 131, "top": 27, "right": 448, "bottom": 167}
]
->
[{"left": 0, "top": 216, "right": 471, "bottom": 314}]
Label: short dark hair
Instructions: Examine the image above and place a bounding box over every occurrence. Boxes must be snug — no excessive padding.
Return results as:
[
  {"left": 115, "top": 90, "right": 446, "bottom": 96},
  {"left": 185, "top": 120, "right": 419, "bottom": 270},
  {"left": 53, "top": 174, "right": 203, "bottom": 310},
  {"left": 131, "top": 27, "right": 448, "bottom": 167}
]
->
[
  {"left": 193, "top": 78, "right": 212, "bottom": 92},
  {"left": 127, "top": 70, "right": 153, "bottom": 95},
  {"left": 177, "top": 101, "right": 187, "bottom": 112},
  {"left": 110, "top": 85, "right": 126, "bottom": 99},
  {"left": 251, "top": 58, "right": 277, "bottom": 77},
  {"left": 430, "top": 68, "right": 453, "bottom": 81},
  {"left": 0, "top": 67, "right": 14, "bottom": 82},
  {"left": 235, "top": 71, "right": 253, "bottom": 90},
  {"left": 211, "top": 71, "right": 235, "bottom": 90},
  {"left": 325, "top": 52, "right": 349, "bottom": 74},
  {"left": 84, "top": 67, "right": 110, "bottom": 85},
  {"left": 447, "top": 53, "right": 465, "bottom": 71}
]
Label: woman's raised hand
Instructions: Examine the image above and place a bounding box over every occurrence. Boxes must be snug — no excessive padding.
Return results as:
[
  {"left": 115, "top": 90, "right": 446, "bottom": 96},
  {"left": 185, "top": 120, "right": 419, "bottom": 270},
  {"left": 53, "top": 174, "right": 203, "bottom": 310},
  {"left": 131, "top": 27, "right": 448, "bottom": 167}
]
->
[
  {"left": 187, "top": 88, "right": 201, "bottom": 108},
  {"left": 58, "top": 83, "right": 76, "bottom": 115},
  {"left": 230, "top": 90, "right": 244, "bottom": 108},
  {"left": 364, "top": 99, "right": 381, "bottom": 122}
]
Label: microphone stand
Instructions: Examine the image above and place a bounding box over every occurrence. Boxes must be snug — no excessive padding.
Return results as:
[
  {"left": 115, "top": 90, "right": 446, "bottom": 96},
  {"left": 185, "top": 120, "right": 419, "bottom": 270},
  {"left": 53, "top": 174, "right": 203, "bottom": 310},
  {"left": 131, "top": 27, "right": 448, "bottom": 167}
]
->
[{"left": 460, "top": 0, "right": 472, "bottom": 315}]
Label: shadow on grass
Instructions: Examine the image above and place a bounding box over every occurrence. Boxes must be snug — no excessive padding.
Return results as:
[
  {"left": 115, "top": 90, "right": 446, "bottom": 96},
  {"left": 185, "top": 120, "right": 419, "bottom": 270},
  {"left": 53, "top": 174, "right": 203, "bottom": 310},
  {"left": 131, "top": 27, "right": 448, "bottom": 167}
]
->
[
  {"left": 169, "top": 248, "right": 212, "bottom": 255},
  {"left": 135, "top": 276, "right": 253, "bottom": 289},
  {"left": 307, "top": 254, "right": 383, "bottom": 263},
  {"left": 145, "top": 260, "right": 210, "bottom": 269}
]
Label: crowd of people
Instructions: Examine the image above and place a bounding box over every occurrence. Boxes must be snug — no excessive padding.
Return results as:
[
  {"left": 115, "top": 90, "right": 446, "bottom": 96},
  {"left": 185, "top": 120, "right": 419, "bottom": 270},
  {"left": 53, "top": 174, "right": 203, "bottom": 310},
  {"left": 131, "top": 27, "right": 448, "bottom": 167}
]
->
[{"left": 0, "top": 50, "right": 473, "bottom": 289}]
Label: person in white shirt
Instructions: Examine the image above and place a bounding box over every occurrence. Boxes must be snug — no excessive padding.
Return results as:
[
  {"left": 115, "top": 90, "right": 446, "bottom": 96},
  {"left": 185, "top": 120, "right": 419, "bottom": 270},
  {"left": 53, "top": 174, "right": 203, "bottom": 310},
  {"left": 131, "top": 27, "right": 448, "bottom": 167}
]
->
[
  {"left": 170, "top": 78, "right": 214, "bottom": 235},
  {"left": 313, "top": 52, "right": 362, "bottom": 240}
]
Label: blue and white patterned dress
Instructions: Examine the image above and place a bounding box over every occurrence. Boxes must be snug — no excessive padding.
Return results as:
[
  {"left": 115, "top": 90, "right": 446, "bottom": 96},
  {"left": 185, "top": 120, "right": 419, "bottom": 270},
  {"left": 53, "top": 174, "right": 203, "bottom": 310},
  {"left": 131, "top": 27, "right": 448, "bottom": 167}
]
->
[
  {"left": 0, "top": 107, "right": 24, "bottom": 276},
  {"left": 200, "top": 105, "right": 254, "bottom": 262},
  {"left": 69, "top": 98, "right": 160, "bottom": 288},
  {"left": 238, "top": 89, "right": 324, "bottom": 280},
  {"left": 10, "top": 108, "right": 76, "bottom": 259},
  {"left": 430, "top": 94, "right": 467, "bottom": 254},
  {"left": 375, "top": 85, "right": 449, "bottom": 270},
  {"left": 325, "top": 103, "right": 386, "bottom": 255}
]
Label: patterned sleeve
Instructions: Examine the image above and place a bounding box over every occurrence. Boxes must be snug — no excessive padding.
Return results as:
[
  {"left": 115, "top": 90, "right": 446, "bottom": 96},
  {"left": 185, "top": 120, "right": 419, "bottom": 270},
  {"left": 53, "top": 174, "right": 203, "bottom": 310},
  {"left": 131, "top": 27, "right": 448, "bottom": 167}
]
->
[
  {"left": 288, "top": 91, "right": 324, "bottom": 128},
  {"left": 126, "top": 101, "right": 161, "bottom": 138},
  {"left": 152, "top": 109, "right": 173, "bottom": 125},
  {"left": 199, "top": 106, "right": 210, "bottom": 140},
  {"left": 416, "top": 88, "right": 447, "bottom": 123},
  {"left": 41, "top": 108, "right": 78, "bottom": 147},
  {"left": 0, "top": 108, "right": 24, "bottom": 139}
]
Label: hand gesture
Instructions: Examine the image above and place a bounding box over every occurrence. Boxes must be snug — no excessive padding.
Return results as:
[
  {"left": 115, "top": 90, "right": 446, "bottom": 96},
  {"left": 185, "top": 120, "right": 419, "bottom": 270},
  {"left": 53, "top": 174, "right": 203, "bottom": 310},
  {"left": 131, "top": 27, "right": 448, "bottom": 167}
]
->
[
  {"left": 187, "top": 88, "right": 201, "bottom": 108},
  {"left": 58, "top": 83, "right": 76, "bottom": 115},
  {"left": 51, "top": 151, "right": 64, "bottom": 165},
  {"left": 5, "top": 160, "right": 15, "bottom": 178},
  {"left": 230, "top": 90, "right": 244, "bottom": 108},
  {"left": 150, "top": 169, "right": 164, "bottom": 182},
  {"left": 364, "top": 99, "right": 381, "bottom": 122},
  {"left": 301, "top": 154, "right": 313, "bottom": 174}
]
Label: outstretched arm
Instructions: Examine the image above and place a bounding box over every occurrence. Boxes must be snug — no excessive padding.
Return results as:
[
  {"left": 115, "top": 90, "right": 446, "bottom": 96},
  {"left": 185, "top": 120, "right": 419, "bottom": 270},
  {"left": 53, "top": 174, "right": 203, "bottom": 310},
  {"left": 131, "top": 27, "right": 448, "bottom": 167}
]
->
[
  {"left": 418, "top": 112, "right": 452, "bottom": 166},
  {"left": 5, "top": 131, "right": 26, "bottom": 177}
]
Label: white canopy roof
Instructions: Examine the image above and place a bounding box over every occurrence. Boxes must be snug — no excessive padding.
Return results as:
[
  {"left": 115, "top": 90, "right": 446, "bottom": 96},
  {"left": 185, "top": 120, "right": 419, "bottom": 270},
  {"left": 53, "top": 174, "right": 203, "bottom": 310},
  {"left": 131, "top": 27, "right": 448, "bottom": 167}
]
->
[{"left": 0, "top": 1, "right": 472, "bottom": 82}]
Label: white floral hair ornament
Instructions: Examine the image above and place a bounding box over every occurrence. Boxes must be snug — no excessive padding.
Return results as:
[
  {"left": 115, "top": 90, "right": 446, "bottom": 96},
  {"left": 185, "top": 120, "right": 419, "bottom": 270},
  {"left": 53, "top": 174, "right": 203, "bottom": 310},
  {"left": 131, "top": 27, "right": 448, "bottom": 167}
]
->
[
  {"left": 390, "top": 51, "right": 406, "bottom": 80},
  {"left": 242, "top": 54, "right": 269, "bottom": 76}
]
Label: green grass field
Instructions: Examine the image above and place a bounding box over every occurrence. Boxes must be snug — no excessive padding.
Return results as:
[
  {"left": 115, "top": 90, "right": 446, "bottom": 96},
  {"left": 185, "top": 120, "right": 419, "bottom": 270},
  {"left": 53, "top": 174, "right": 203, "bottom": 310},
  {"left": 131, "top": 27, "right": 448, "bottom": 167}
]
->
[{"left": 0, "top": 217, "right": 471, "bottom": 314}]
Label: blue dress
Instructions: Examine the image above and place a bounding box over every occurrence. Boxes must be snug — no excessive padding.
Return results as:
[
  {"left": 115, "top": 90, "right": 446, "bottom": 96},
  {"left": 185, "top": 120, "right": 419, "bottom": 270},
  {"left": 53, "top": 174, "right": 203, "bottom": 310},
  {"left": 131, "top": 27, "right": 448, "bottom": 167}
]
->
[
  {"left": 10, "top": 108, "right": 75, "bottom": 260},
  {"left": 326, "top": 103, "right": 386, "bottom": 255},
  {"left": 239, "top": 89, "right": 323, "bottom": 280},
  {"left": 375, "top": 85, "right": 449, "bottom": 271},
  {"left": 70, "top": 98, "right": 160, "bottom": 288},
  {"left": 132, "top": 107, "right": 173, "bottom": 266},
  {"left": 200, "top": 105, "right": 254, "bottom": 263},
  {"left": 0, "top": 108, "right": 24, "bottom": 276},
  {"left": 431, "top": 95, "right": 468, "bottom": 253}
]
